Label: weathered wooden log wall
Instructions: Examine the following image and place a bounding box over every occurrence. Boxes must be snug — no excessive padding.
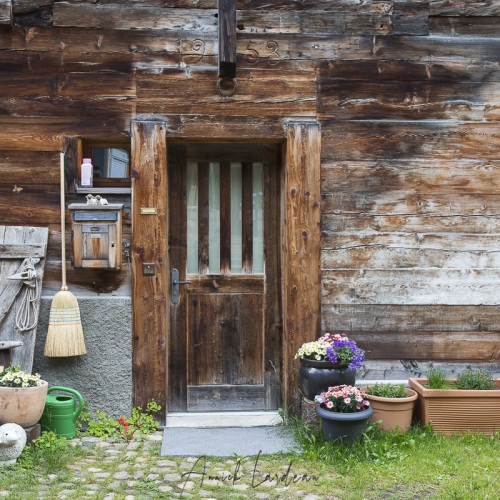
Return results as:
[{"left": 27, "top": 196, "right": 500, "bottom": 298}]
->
[{"left": 1, "top": 0, "right": 499, "bottom": 411}]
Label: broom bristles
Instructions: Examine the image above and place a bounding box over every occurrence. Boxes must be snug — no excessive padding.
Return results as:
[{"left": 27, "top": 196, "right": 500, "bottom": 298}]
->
[{"left": 44, "top": 289, "right": 86, "bottom": 357}]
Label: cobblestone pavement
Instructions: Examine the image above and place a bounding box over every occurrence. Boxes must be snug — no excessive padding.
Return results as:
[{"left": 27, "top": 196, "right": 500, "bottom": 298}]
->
[{"left": 0, "top": 432, "right": 325, "bottom": 500}]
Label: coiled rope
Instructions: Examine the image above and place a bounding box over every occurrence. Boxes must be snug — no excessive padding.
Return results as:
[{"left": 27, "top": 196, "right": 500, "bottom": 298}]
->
[{"left": 14, "top": 260, "right": 39, "bottom": 332}]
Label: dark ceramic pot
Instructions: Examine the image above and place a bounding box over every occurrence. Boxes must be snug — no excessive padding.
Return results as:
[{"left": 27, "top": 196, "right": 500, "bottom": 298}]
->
[
  {"left": 316, "top": 405, "right": 373, "bottom": 443},
  {"left": 299, "top": 359, "right": 356, "bottom": 401}
]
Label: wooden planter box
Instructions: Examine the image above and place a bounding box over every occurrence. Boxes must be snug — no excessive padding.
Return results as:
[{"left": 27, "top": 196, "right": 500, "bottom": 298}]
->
[{"left": 409, "top": 378, "right": 500, "bottom": 436}]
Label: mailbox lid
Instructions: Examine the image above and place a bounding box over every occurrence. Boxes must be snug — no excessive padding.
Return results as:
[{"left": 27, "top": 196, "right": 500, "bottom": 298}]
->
[
  {"left": 81, "top": 224, "right": 110, "bottom": 234},
  {"left": 73, "top": 212, "right": 117, "bottom": 222}
]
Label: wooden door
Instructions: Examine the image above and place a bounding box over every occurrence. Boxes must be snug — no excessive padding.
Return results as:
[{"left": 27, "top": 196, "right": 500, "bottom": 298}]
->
[{"left": 168, "top": 144, "right": 281, "bottom": 412}]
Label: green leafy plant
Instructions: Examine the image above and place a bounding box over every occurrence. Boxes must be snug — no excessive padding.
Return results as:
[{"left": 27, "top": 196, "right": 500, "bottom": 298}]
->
[
  {"left": 426, "top": 367, "right": 452, "bottom": 390},
  {"left": 456, "top": 369, "right": 495, "bottom": 390},
  {"left": 86, "top": 409, "right": 121, "bottom": 438},
  {"left": 80, "top": 400, "right": 161, "bottom": 441},
  {"left": 366, "top": 383, "right": 409, "bottom": 398},
  {"left": 29, "top": 431, "right": 77, "bottom": 472},
  {"left": 128, "top": 400, "right": 161, "bottom": 436}
]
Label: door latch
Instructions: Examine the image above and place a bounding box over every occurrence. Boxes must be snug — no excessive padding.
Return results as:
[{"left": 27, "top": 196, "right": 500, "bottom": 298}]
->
[{"left": 171, "top": 268, "right": 191, "bottom": 304}]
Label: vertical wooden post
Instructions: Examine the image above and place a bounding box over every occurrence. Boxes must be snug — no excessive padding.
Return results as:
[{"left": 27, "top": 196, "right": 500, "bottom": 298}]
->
[
  {"left": 283, "top": 121, "right": 322, "bottom": 412},
  {"left": 218, "top": 0, "right": 236, "bottom": 79},
  {"left": 131, "top": 121, "right": 168, "bottom": 421},
  {"left": 0, "top": 1, "right": 12, "bottom": 25}
]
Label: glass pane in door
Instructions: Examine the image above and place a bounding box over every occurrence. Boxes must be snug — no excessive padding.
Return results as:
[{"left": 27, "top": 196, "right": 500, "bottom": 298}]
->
[
  {"left": 186, "top": 161, "right": 198, "bottom": 274},
  {"left": 252, "top": 162, "right": 264, "bottom": 274},
  {"left": 186, "top": 160, "right": 264, "bottom": 275},
  {"left": 230, "top": 163, "right": 242, "bottom": 273},
  {"left": 208, "top": 163, "right": 220, "bottom": 274}
]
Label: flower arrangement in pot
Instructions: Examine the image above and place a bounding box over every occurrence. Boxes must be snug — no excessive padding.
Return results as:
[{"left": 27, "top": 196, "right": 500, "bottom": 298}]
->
[
  {"left": 315, "top": 384, "right": 373, "bottom": 443},
  {"left": 363, "top": 383, "right": 418, "bottom": 432},
  {"left": 295, "top": 333, "right": 365, "bottom": 400},
  {"left": 0, "top": 365, "right": 48, "bottom": 427}
]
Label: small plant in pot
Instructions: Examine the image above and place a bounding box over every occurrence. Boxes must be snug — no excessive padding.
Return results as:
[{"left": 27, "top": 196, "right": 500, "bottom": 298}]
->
[
  {"left": 0, "top": 365, "right": 48, "bottom": 427},
  {"left": 363, "top": 383, "right": 418, "bottom": 432},
  {"left": 315, "top": 384, "right": 372, "bottom": 443},
  {"left": 295, "top": 333, "right": 365, "bottom": 400},
  {"left": 409, "top": 367, "right": 500, "bottom": 436}
]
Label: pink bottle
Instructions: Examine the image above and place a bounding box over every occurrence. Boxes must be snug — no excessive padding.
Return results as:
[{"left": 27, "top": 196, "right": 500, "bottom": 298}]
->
[{"left": 81, "top": 158, "right": 93, "bottom": 188}]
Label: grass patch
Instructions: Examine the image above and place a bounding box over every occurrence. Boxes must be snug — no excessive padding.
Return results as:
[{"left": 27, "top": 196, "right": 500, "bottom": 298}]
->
[
  {"left": 0, "top": 423, "right": 499, "bottom": 499},
  {"left": 289, "top": 415, "right": 500, "bottom": 499}
]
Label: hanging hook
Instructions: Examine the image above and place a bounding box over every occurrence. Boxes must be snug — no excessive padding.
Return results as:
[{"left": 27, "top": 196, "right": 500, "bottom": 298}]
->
[{"left": 216, "top": 77, "right": 238, "bottom": 97}]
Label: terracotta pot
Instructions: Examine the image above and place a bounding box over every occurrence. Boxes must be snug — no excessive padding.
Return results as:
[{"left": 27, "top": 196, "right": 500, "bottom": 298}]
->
[
  {"left": 316, "top": 405, "right": 373, "bottom": 443},
  {"left": 299, "top": 359, "right": 356, "bottom": 401},
  {"left": 409, "top": 378, "right": 500, "bottom": 436},
  {"left": 0, "top": 380, "right": 48, "bottom": 427},
  {"left": 363, "top": 387, "right": 417, "bottom": 432}
]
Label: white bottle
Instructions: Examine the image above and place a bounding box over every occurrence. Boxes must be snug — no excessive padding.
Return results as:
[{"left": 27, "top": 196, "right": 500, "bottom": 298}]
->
[{"left": 81, "top": 158, "right": 93, "bottom": 188}]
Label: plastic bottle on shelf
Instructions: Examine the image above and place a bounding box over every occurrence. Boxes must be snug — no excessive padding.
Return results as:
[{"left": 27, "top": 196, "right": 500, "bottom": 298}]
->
[{"left": 81, "top": 158, "right": 93, "bottom": 188}]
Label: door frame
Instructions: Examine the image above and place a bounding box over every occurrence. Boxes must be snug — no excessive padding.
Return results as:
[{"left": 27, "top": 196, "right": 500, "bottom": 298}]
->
[
  {"left": 166, "top": 143, "right": 282, "bottom": 412},
  {"left": 131, "top": 119, "right": 321, "bottom": 420}
]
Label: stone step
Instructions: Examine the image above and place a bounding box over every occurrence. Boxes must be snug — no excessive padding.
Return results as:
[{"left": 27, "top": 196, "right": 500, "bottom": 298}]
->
[{"left": 165, "top": 411, "right": 282, "bottom": 428}]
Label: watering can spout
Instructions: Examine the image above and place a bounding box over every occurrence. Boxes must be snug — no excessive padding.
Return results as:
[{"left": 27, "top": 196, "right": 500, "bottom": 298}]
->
[{"left": 40, "top": 386, "right": 84, "bottom": 438}]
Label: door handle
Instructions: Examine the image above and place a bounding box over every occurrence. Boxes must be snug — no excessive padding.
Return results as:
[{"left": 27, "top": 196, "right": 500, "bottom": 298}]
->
[{"left": 171, "top": 268, "right": 191, "bottom": 304}]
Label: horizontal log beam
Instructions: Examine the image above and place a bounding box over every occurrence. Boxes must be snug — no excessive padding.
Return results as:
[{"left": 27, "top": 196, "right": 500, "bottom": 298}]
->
[
  {"left": 322, "top": 213, "right": 500, "bottom": 234},
  {"left": 323, "top": 304, "right": 500, "bottom": 332},
  {"left": 318, "top": 80, "right": 499, "bottom": 121},
  {"left": 322, "top": 269, "right": 500, "bottom": 305},
  {"left": 344, "top": 331, "right": 500, "bottom": 362},
  {"left": 322, "top": 122, "right": 500, "bottom": 161},
  {"left": 136, "top": 68, "right": 316, "bottom": 117},
  {"left": 53, "top": 4, "right": 393, "bottom": 35},
  {"left": 430, "top": 0, "right": 500, "bottom": 16},
  {"left": 321, "top": 160, "right": 500, "bottom": 195}
]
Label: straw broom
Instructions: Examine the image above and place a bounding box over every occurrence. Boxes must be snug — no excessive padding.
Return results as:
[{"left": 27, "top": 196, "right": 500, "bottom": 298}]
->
[{"left": 44, "top": 151, "right": 86, "bottom": 357}]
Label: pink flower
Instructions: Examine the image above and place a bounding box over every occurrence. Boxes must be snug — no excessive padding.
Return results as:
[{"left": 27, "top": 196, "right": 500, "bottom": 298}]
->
[
  {"left": 326, "top": 401, "right": 334, "bottom": 409},
  {"left": 344, "top": 398, "right": 351, "bottom": 404}
]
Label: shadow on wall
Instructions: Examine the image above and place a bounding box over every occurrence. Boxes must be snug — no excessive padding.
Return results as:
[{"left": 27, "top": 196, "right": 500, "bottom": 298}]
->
[{"left": 33, "top": 297, "right": 132, "bottom": 419}]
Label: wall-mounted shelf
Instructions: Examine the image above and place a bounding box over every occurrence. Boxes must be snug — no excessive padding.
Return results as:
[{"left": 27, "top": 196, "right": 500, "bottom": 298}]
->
[{"left": 75, "top": 186, "right": 132, "bottom": 195}]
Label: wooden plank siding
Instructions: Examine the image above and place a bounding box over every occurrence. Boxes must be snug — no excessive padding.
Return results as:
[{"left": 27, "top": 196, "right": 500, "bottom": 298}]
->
[
  {"left": 318, "top": 11, "right": 500, "bottom": 373},
  {"left": 0, "top": 1, "right": 500, "bottom": 415}
]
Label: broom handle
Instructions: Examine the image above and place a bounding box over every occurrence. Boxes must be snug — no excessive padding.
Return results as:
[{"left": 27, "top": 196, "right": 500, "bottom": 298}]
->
[{"left": 60, "top": 151, "right": 68, "bottom": 291}]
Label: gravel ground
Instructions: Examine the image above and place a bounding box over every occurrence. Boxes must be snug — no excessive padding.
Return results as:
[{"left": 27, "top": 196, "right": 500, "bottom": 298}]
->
[{"left": 0, "top": 432, "right": 324, "bottom": 499}]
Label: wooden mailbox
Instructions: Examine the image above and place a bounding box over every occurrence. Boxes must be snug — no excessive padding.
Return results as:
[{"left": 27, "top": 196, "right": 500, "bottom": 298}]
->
[{"left": 68, "top": 204, "right": 123, "bottom": 269}]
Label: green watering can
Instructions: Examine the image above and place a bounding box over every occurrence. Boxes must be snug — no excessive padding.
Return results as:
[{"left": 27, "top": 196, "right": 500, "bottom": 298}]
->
[{"left": 40, "top": 386, "right": 84, "bottom": 438}]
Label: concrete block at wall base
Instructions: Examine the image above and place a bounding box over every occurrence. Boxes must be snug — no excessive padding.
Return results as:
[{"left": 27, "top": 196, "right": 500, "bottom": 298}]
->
[{"left": 33, "top": 297, "right": 132, "bottom": 420}]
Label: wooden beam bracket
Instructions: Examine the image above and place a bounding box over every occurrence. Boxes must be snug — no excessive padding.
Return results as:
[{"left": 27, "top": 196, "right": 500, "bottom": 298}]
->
[{"left": 217, "top": 0, "right": 237, "bottom": 97}]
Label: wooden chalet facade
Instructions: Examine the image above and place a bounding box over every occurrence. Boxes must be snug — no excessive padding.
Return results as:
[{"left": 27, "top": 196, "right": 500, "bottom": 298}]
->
[{"left": 1, "top": 0, "right": 499, "bottom": 420}]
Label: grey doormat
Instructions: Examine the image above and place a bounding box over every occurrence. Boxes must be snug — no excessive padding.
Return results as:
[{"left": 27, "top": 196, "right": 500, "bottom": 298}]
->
[{"left": 161, "top": 426, "right": 300, "bottom": 457}]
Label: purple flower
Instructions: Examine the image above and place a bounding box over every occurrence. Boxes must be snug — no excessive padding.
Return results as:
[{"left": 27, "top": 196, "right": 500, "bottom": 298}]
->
[{"left": 325, "top": 335, "right": 365, "bottom": 370}]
